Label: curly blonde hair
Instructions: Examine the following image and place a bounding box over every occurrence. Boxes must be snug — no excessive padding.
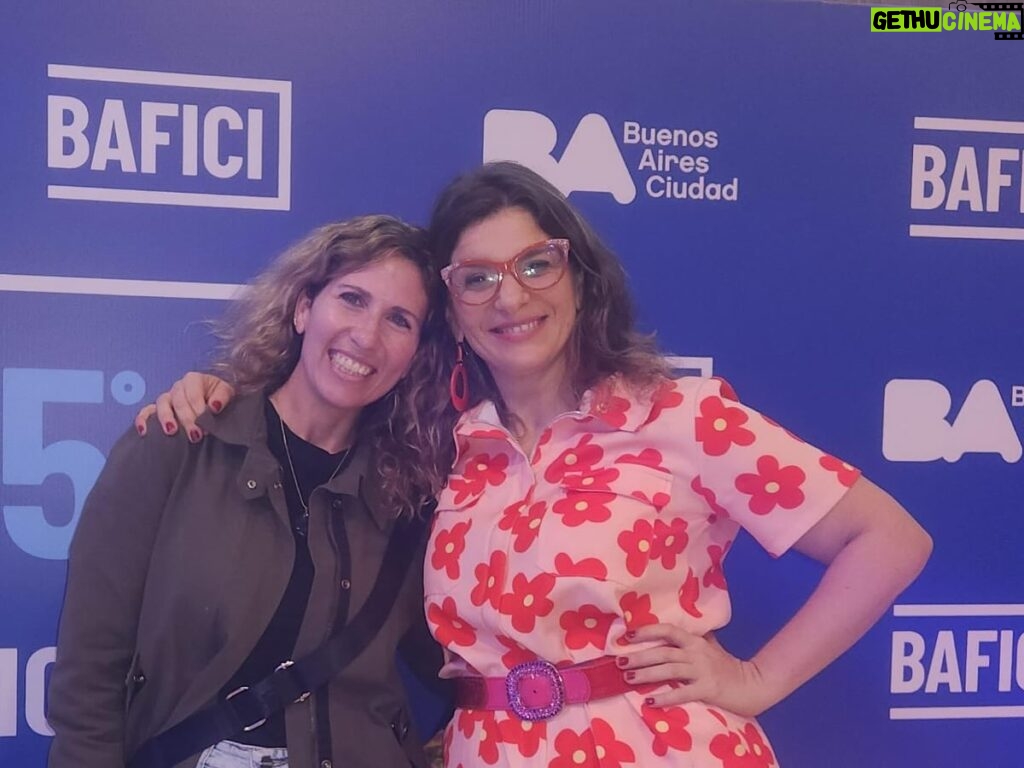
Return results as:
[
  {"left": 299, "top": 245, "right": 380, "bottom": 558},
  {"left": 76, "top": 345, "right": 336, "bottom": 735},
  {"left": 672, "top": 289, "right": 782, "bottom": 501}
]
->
[{"left": 210, "top": 215, "right": 450, "bottom": 518}]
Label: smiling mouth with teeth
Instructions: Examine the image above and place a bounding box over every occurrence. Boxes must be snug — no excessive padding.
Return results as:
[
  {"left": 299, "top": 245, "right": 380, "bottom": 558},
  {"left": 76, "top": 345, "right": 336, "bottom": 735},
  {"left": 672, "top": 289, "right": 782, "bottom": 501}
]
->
[
  {"left": 330, "top": 351, "right": 374, "bottom": 377},
  {"left": 493, "top": 318, "right": 543, "bottom": 335}
]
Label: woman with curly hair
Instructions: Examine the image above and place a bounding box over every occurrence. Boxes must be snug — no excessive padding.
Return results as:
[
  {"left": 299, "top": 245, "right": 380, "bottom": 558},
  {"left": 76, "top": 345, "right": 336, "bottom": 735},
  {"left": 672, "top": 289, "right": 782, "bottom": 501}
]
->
[
  {"left": 135, "top": 162, "right": 931, "bottom": 768},
  {"left": 49, "top": 215, "right": 451, "bottom": 768}
]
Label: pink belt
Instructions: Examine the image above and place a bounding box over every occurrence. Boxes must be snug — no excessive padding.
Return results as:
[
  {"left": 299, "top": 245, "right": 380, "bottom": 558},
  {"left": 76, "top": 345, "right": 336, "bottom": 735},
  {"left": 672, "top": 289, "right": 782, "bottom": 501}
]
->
[{"left": 454, "top": 656, "right": 633, "bottom": 721}]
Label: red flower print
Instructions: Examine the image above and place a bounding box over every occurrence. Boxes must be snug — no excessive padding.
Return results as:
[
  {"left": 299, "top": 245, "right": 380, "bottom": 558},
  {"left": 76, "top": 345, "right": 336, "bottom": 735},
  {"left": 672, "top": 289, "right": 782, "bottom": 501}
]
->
[
  {"left": 430, "top": 519, "right": 472, "bottom": 579},
  {"left": 443, "top": 723, "right": 455, "bottom": 765},
  {"left": 477, "top": 716, "right": 501, "bottom": 765},
  {"left": 819, "top": 454, "right": 859, "bottom": 487},
  {"left": 449, "top": 451, "right": 510, "bottom": 504},
  {"left": 617, "top": 519, "right": 657, "bottom": 577},
  {"left": 530, "top": 427, "right": 554, "bottom": 463},
  {"left": 696, "top": 395, "right": 756, "bottom": 457},
  {"left": 549, "top": 719, "right": 635, "bottom": 768},
  {"left": 559, "top": 604, "right": 616, "bottom": 650},
  {"left": 644, "top": 378, "right": 685, "bottom": 426},
  {"left": 552, "top": 489, "right": 616, "bottom": 526},
  {"left": 617, "top": 591, "right": 659, "bottom": 645},
  {"left": 499, "top": 497, "right": 528, "bottom": 530},
  {"left": 592, "top": 718, "right": 637, "bottom": 768},
  {"left": 499, "top": 496, "right": 547, "bottom": 552},
  {"left": 549, "top": 726, "right": 599, "bottom": 768},
  {"left": 554, "top": 552, "right": 608, "bottom": 580},
  {"left": 678, "top": 568, "right": 703, "bottom": 618},
  {"left": 704, "top": 542, "right": 730, "bottom": 590},
  {"left": 651, "top": 517, "right": 688, "bottom": 569},
  {"left": 630, "top": 485, "right": 671, "bottom": 511},
  {"left": 715, "top": 377, "right": 740, "bottom": 402},
  {"left": 544, "top": 434, "right": 604, "bottom": 483},
  {"left": 595, "top": 393, "right": 632, "bottom": 428},
  {"left": 691, "top": 476, "right": 728, "bottom": 521},
  {"left": 499, "top": 573, "right": 555, "bottom": 632},
  {"left": 562, "top": 466, "right": 620, "bottom": 491},
  {"left": 641, "top": 703, "right": 693, "bottom": 756},
  {"left": 735, "top": 455, "right": 806, "bottom": 516},
  {"left": 615, "top": 448, "right": 666, "bottom": 472},
  {"left": 471, "top": 550, "right": 507, "bottom": 608},
  {"left": 427, "top": 597, "right": 477, "bottom": 647},
  {"left": 709, "top": 722, "right": 776, "bottom": 768},
  {"left": 496, "top": 716, "right": 545, "bottom": 758},
  {"left": 457, "top": 707, "right": 487, "bottom": 738},
  {"left": 496, "top": 635, "right": 537, "bottom": 669}
]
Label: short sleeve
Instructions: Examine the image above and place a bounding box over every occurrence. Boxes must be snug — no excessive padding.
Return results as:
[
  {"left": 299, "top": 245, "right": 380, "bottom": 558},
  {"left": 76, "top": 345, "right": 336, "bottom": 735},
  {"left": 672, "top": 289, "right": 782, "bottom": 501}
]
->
[{"left": 691, "top": 377, "right": 861, "bottom": 557}]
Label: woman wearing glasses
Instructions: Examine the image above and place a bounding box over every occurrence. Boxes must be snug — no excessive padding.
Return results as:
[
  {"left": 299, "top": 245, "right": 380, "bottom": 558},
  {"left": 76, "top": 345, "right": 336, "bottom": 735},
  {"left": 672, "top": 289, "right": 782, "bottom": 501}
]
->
[{"left": 140, "top": 162, "right": 931, "bottom": 767}]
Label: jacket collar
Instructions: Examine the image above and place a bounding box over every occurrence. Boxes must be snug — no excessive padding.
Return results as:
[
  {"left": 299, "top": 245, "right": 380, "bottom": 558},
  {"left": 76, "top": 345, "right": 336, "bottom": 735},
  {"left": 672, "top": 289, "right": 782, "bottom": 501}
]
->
[{"left": 197, "top": 392, "right": 395, "bottom": 531}]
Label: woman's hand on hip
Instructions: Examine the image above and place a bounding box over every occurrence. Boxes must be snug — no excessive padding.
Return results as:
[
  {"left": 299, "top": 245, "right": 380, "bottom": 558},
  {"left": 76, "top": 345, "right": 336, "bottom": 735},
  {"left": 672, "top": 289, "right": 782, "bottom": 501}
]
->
[{"left": 619, "top": 623, "right": 769, "bottom": 717}]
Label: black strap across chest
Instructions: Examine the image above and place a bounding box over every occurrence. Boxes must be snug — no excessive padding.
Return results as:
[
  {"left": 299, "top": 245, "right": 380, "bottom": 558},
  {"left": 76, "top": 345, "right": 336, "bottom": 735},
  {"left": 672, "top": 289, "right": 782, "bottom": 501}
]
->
[{"left": 127, "top": 515, "right": 424, "bottom": 768}]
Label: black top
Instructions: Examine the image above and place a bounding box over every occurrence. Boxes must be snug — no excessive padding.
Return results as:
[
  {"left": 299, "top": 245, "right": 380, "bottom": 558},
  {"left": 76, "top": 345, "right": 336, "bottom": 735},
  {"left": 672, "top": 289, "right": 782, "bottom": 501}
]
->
[{"left": 219, "top": 398, "right": 354, "bottom": 747}]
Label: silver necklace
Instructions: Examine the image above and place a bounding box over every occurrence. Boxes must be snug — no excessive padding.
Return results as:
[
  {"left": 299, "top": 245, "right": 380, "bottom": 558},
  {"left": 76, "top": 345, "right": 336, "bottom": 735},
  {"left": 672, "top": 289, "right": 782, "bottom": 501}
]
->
[{"left": 278, "top": 414, "right": 353, "bottom": 515}]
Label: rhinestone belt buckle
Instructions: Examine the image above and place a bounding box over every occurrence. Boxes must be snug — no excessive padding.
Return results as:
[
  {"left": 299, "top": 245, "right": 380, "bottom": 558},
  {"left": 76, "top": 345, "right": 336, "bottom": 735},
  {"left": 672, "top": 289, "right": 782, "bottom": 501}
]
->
[{"left": 505, "top": 659, "right": 565, "bottom": 721}]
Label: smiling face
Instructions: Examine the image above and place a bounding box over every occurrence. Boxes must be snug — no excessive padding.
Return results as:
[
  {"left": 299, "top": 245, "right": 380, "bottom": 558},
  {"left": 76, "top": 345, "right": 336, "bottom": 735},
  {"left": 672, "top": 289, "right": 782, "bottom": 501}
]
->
[
  {"left": 287, "top": 253, "right": 429, "bottom": 423},
  {"left": 448, "top": 207, "right": 579, "bottom": 391}
]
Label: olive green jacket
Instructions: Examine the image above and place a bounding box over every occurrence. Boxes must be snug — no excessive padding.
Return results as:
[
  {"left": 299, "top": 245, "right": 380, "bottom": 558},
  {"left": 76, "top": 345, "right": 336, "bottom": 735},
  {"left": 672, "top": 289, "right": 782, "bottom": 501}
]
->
[{"left": 48, "top": 392, "right": 443, "bottom": 768}]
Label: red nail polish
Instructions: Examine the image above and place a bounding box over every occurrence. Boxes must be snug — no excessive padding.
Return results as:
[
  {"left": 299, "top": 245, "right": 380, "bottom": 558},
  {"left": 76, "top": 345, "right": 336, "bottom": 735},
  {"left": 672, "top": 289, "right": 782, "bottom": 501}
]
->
[
  {"left": 189, "top": 429, "right": 200, "bottom": 443},
  {"left": 616, "top": 657, "right": 628, "bottom": 667},
  {"left": 165, "top": 422, "right": 177, "bottom": 434},
  {"left": 645, "top": 697, "right": 655, "bottom": 706},
  {"left": 625, "top": 630, "right": 636, "bottom": 640},
  {"left": 625, "top": 671, "right": 636, "bottom": 681},
  {"left": 136, "top": 424, "right": 145, "bottom": 435},
  {"left": 211, "top": 400, "right": 223, "bottom": 413}
]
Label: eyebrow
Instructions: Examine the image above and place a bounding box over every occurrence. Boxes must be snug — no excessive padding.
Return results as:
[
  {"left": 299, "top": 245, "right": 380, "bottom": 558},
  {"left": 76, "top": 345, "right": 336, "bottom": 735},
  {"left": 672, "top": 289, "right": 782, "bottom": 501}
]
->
[
  {"left": 335, "top": 282, "right": 424, "bottom": 326},
  {"left": 453, "top": 239, "right": 553, "bottom": 265}
]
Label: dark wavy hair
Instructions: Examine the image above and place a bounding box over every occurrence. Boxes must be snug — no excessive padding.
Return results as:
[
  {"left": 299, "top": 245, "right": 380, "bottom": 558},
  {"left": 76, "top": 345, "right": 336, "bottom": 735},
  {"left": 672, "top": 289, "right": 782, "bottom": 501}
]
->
[
  {"left": 210, "top": 215, "right": 449, "bottom": 518},
  {"left": 416, "top": 161, "right": 668, "bottom": 446}
]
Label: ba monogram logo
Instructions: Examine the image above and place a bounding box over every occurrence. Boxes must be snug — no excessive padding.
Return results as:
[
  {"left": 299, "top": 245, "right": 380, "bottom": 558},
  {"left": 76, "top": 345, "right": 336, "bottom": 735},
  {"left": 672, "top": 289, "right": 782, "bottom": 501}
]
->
[
  {"left": 483, "top": 109, "right": 636, "bottom": 204},
  {"left": 882, "top": 379, "right": 1023, "bottom": 463}
]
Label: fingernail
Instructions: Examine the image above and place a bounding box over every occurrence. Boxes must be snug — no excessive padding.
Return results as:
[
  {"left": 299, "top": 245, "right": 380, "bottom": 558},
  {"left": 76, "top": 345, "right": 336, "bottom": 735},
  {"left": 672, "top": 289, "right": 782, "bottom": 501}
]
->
[
  {"left": 616, "top": 657, "right": 628, "bottom": 667},
  {"left": 165, "top": 422, "right": 177, "bottom": 434},
  {"left": 211, "top": 400, "right": 223, "bottom": 413},
  {"left": 645, "top": 697, "right": 655, "bottom": 706},
  {"left": 189, "top": 429, "right": 201, "bottom": 443},
  {"left": 625, "top": 631, "right": 636, "bottom": 640},
  {"left": 136, "top": 424, "right": 145, "bottom": 436},
  {"left": 625, "top": 671, "right": 636, "bottom": 681}
]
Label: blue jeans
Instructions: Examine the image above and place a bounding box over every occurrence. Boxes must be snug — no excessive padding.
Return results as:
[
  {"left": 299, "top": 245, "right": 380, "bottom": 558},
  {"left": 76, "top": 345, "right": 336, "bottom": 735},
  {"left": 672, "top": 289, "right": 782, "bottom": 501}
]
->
[{"left": 195, "top": 740, "right": 289, "bottom": 768}]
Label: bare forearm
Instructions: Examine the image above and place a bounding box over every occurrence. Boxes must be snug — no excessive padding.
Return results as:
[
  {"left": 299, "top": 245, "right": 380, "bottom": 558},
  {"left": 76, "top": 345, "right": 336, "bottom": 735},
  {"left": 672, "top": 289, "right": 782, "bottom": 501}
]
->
[{"left": 750, "top": 512, "right": 932, "bottom": 712}]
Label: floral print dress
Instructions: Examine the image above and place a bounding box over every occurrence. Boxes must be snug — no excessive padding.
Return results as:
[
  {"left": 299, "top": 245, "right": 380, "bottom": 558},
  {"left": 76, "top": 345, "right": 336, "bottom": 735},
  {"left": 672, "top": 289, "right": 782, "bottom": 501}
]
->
[{"left": 424, "top": 376, "right": 860, "bottom": 768}]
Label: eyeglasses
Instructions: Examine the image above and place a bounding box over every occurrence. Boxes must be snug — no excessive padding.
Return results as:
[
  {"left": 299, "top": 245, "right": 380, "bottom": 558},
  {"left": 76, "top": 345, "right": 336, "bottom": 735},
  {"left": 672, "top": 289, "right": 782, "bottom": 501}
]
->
[{"left": 441, "top": 239, "right": 570, "bottom": 305}]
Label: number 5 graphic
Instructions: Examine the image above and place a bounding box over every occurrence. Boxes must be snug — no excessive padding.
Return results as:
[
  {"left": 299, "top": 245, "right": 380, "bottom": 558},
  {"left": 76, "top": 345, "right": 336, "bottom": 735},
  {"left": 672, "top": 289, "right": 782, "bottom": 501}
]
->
[{"left": 2, "top": 369, "right": 106, "bottom": 560}]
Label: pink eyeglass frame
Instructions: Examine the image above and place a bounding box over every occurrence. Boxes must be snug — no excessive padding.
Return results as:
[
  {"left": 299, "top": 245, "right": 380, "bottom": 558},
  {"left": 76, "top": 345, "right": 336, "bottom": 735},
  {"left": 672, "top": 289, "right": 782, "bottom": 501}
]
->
[{"left": 440, "top": 238, "right": 570, "bottom": 303}]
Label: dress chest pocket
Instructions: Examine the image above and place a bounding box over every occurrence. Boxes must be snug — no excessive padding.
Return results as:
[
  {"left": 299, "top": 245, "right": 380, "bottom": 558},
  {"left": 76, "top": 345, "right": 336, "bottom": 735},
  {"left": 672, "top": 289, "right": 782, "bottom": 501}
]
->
[{"left": 523, "top": 461, "right": 676, "bottom": 583}]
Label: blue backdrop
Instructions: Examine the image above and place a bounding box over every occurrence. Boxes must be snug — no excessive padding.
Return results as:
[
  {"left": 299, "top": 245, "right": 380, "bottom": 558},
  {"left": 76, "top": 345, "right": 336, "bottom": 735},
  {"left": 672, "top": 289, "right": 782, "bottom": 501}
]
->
[{"left": 2, "top": 1, "right": 1022, "bottom": 765}]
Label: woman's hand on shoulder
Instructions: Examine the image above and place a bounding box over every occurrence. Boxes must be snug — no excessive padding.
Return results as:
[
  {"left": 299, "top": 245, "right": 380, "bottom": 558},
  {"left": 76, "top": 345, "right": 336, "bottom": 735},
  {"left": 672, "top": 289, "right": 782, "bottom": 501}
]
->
[
  {"left": 134, "top": 372, "right": 235, "bottom": 442},
  {"left": 619, "top": 624, "right": 770, "bottom": 717}
]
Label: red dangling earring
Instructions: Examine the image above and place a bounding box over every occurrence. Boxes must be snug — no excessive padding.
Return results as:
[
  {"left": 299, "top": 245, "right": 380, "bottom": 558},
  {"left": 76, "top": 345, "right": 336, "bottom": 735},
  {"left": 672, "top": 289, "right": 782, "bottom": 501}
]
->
[{"left": 449, "top": 341, "right": 470, "bottom": 412}]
